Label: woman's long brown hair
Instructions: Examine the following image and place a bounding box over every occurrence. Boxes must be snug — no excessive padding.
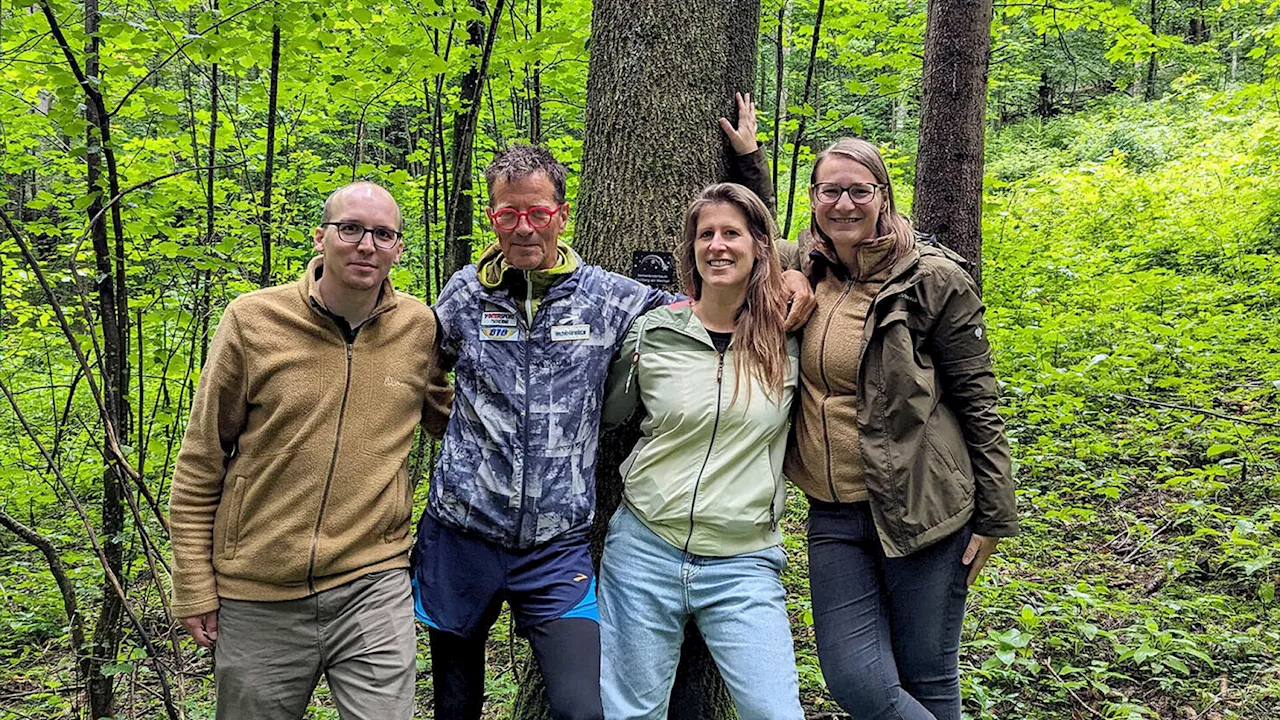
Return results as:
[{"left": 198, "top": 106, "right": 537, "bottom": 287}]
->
[{"left": 679, "top": 183, "right": 788, "bottom": 405}]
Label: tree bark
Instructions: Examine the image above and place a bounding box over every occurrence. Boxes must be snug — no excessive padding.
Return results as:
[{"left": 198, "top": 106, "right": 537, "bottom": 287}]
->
[
  {"left": 511, "top": 0, "right": 760, "bottom": 717},
  {"left": 912, "top": 0, "right": 993, "bottom": 286}
]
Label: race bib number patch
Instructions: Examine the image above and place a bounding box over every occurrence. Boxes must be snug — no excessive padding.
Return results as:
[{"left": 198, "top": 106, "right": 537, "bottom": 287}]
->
[
  {"left": 551, "top": 324, "right": 591, "bottom": 342},
  {"left": 480, "top": 326, "right": 520, "bottom": 341},
  {"left": 481, "top": 311, "right": 517, "bottom": 328}
]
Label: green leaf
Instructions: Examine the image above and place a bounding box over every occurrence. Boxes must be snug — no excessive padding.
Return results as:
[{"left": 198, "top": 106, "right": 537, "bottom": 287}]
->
[{"left": 1205, "top": 444, "right": 1235, "bottom": 459}]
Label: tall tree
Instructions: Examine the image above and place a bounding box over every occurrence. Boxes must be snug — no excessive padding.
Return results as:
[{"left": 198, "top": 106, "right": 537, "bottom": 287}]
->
[
  {"left": 1144, "top": 0, "right": 1160, "bottom": 100},
  {"left": 259, "top": 22, "right": 282, "bottom": 286},
  {"left": 39, "top": 0, "right": 133, "bottom": 714},
  {"left": 912, "top": 0, "right": 994, "bottom": 285},
  {"left": 445, "top": 0, "right": 507, "bottom": 278},
  {"left": 512, "top": 0, "right": 760, "bottom": 716}
]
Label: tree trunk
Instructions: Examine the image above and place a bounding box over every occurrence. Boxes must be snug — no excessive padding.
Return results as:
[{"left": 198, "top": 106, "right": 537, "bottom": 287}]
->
[
  {"left": 530, "top": 0, "right": 543, "bottom": 143},
  {"left": 1144, "top": 0, "right": 1159, "bottom": 101},
  {"left": 912, "top": 0, "right": 993, "bottom": 286},
  {"left": 1037, "top": 34, "right": 1053, "bottom": 118},
  {"left": 445, "top": 0, "right": 506, "bottom": 279},
  {"left": 781, "top": 0, "right": 826, "bottom": 239},
  {"left": 259, "top": 22, "right": 281, "bottom": 286},
  {"left": 511, "top": 0, "right": 759, "bottom": 717},
  {"left": 80, "top": 0, "right": 128, "bottom": 715},
  {"left": 771, "top": 0, "right": 791, "bottom": 207}
]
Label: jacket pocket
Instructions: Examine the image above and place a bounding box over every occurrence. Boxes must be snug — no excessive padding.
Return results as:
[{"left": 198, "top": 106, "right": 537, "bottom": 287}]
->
[
  {"left": 922, "top": 421, "right": 974, "bottom": 508},
  {"left": 382, "top": 463, "right": 411, "bottom": 544},
  {"left": 221, "top": 475, "right": 250, "bottom": 560}
]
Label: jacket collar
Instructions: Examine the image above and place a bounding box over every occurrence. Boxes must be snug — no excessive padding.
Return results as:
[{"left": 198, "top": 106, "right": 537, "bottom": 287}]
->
[
  {"left": 472, "top": 243, "right": 583, "bottom": 305},
  {"left": 299, "top": 255, "right": 398, "bottom": 323}
]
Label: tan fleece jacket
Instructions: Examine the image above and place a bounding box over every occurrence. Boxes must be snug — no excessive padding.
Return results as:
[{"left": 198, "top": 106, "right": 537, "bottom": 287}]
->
[
  {"left": 785, "top": 240, "right": 894, "bottom": 503},
  {"left": 168, "top": 257, "right": 453, "bottom": 618}
]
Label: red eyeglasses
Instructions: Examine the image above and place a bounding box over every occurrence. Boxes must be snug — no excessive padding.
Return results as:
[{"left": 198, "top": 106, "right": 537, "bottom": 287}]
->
[{"left": 486, "top": 203, "right": 568, "bottom": 231}]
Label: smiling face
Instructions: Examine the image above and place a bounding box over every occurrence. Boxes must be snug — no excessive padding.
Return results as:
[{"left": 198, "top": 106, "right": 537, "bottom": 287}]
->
[
  {"left": 810, "top": 154, "right": 885, "bottom": 262},
  {"left": 693, "top": 202, "right": 757, "bottom": 296},
  {"left": 488, "top": 171, "right": 567, "bottom": 271},
  {"left": 312, "top": 183, "right": 403, "bottom": 293}
]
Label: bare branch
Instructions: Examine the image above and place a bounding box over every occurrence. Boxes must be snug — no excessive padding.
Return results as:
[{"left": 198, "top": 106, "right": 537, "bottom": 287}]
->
[{"left": 1112, "top": 393, "right": 1280, "bottom": 428}]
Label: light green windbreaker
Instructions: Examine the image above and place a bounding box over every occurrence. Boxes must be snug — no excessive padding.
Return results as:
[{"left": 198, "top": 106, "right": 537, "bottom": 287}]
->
[{"left": 603, "top": 302, "right": 800, "bottom": 557}]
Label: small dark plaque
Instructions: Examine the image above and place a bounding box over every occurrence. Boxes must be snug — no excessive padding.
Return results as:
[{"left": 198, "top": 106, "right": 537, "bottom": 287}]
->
[{"left": 632, "top": 250, "right": 676, "bottom": 286}]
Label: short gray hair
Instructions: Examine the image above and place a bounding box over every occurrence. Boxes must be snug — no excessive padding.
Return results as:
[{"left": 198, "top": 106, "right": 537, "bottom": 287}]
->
[{"left": 484, "top": 143, "right": 568, "bottom": 204}]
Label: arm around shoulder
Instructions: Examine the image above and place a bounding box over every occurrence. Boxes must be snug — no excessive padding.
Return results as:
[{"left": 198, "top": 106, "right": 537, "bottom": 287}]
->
[
  {"left": 602, "top": 319, "right": 646, "bottom": 428},
  {"left": 421, "top": 308, "right": 454, "bottom": 439}
]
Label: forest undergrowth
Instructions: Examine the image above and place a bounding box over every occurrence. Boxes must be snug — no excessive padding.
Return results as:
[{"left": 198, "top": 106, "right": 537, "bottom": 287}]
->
[{"left": 4, "top": 94, "right": 1280, "bottom": 719}]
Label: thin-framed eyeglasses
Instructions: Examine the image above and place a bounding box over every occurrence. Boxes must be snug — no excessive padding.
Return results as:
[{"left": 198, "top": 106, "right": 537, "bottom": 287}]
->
[
  {"left": 320, "top": 222, "right": 402, "bottom": 249},
  {"left": 811, "top": 182, "right": 886, "bottom": 206},
  {"left": 486, "top": 202, "right": 568, "bottom": 231}
]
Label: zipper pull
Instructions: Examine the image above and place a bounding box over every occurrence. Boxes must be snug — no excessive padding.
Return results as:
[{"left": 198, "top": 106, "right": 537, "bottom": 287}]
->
[
  {"left": 716, "top": 353, "right": 724, "bottom": 382},
  {"left": 770, "top": 500, "right": 778, "bottom": 532}
]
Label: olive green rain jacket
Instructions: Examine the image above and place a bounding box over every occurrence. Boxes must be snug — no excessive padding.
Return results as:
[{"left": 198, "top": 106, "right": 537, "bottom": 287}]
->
[{"left": 787, "top": 242, "right": 1019, "bottom": 557}]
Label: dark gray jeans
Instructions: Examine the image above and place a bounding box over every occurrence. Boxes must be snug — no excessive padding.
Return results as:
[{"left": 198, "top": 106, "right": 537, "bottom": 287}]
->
[
  {"left": 807, "top": 500, "right": 971, "bottom": 720},
  {"left": 214, "top": 568, "right": 416, "bottom": 720}
]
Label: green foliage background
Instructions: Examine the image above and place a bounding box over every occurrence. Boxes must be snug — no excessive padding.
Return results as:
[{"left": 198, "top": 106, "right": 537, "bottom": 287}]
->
[{"left": 3, "top": 0, "right": 1280, "bottom": 717}]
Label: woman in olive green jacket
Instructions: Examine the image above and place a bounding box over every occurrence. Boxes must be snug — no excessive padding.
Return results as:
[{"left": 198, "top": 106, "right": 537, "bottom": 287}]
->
[{"left": 785, "top": 138, "right": 1018, "bottom": 720}]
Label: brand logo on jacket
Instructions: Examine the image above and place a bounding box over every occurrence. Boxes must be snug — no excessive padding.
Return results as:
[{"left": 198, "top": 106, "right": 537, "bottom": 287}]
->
[
  {"left": 384, "top": 376, "right": 408, "bottom": 388},
  {"left": 480, "top": 326, "right": 520, "bottom": 341},
  {"left": 481, "top": 311, "right": 517, "bottom": 328},
  {"left": 551, "top": 324, "right": 590, "bottom": 342}
]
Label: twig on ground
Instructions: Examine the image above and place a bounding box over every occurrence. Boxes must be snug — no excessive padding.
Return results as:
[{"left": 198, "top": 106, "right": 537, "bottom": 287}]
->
[
  {"left": 1122, "top": 515, "right": 1183, "bottom": 563},
  {"left": 1043, "top": 655, "right": 1107, "bottom": 719},
  {"left": 1112, "top": 393, "right": 1280, "bottom": 428}
]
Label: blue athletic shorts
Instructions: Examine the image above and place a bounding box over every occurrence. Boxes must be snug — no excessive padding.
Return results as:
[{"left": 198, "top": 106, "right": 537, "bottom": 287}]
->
[{"left": 410, "top": 510, "right": 598, "bottom": 638}]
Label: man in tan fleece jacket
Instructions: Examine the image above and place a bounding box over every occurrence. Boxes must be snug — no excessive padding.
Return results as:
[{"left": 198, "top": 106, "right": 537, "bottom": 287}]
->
[{"left": 168, "top": 182, "right": 452, "bottom": 720}]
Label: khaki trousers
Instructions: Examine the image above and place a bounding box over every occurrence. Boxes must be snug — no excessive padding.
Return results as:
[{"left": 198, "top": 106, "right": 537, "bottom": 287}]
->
[{"left": 214, "top": 568, "right": 416, "bottom": 720}]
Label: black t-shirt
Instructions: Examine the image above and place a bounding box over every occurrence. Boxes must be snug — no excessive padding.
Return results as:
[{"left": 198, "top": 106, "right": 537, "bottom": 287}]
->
[{"left": 707, "top": 330, "right": 732, "bottom": 354}]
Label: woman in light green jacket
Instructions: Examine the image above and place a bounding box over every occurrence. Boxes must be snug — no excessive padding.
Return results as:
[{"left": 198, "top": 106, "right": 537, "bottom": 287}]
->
[{"left": 597, "top": 183, "right": 804, "bottom": 720}]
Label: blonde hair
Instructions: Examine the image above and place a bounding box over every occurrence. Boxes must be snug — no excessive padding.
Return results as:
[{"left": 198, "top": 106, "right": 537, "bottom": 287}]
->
[
  {"left": 679, "top": 183, "right": 788, "bottom": 404},
  {"left": 809, "top": 138, "right": 915, "bottom": 276}
]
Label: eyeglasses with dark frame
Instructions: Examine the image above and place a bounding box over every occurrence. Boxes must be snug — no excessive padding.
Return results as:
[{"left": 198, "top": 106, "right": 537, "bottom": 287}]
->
[
  {"left": 811, "top": 182, "right": 886, "bottom": 206},
  {"left": 320, "top": 221, "right": 402, "bottom": 249},
  {"left": 486, "top": 202, "right": 568, "bottom": 231}
]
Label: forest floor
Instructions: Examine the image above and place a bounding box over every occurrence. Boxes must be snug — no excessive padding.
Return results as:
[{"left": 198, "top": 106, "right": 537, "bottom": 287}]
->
[{"left": 3, "top": 95, "right": 1280, "bottom": 719}]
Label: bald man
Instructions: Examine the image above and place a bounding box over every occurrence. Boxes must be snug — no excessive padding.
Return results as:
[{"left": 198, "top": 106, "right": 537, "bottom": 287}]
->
[{"left": 169, "top": 181, "right": 453, "bottom": 720}]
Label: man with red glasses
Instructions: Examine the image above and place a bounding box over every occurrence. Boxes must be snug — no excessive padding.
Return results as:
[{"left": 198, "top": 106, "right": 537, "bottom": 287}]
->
[{"left": 413, "top": 105, "right": 811, "bottom": 720}]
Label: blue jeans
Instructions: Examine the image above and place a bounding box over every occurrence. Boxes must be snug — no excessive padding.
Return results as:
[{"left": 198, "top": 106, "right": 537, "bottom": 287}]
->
[
  {"left": 807, "top": 500, "right": 972, "bottom": 720},
  {"left": 598, "top": 506, "right": 804, "bottom": 720}
]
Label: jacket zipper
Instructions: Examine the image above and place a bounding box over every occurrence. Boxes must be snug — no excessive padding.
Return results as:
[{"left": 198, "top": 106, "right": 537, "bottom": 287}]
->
[
  {"left": 307, "top": 340, "right": 354, "bottom": 594},
  {"left": 682, "top": 351, "right": 725, "bottom": 554},
  {"left": 524, "top": 270, "right": 534, "bottom": 327},
  {"left": 514, "top": 272, "right": 535, "bottom": 545},
  {"left": 479, "top": 275, "right": 577, "bottom": 546},
  {"left": 818, "top": 279, "right": 854, "bottom": 502}
]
